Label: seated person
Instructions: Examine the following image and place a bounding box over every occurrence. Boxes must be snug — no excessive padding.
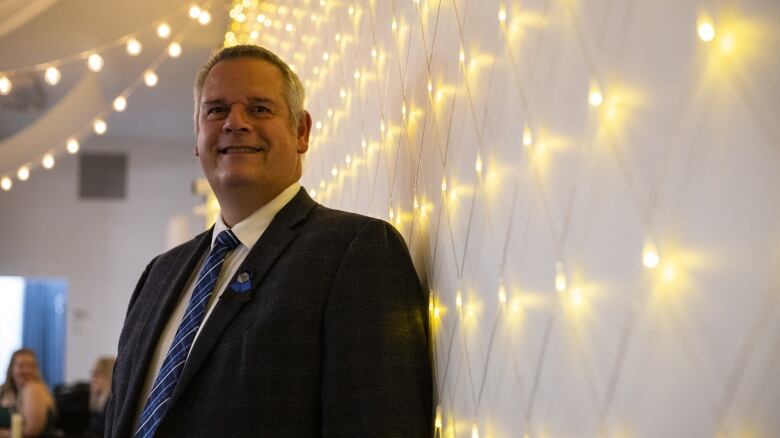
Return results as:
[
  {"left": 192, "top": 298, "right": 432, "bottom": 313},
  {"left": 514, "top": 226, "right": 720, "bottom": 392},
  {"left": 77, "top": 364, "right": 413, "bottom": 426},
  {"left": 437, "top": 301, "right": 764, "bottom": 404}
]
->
[
  {"left": 0, "top": 349, "right": 56, "bottom": 437},
  {"left": 85, "top": 356, "right": 114, "bottom": 438}
]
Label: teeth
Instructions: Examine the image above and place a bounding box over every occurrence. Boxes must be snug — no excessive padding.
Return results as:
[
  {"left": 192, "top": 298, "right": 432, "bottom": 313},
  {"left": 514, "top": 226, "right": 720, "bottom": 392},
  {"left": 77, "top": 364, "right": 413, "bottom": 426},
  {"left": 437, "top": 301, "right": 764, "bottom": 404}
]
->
[{"left": 222, "top": 146, "right": 260, "bottom": 153}]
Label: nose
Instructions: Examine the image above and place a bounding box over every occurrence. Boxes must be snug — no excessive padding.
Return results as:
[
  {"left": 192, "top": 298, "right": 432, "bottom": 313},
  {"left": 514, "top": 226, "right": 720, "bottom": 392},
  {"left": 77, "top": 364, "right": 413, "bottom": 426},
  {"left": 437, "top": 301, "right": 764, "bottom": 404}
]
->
[{"left": 223, "top": 105, "right": 251, "bottom": 134}]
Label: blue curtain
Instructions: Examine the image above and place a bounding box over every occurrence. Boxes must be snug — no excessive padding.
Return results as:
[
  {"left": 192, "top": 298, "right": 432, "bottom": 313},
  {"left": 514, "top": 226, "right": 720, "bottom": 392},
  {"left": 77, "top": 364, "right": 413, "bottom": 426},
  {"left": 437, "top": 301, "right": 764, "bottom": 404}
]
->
[{"left": 22, "top": 279, "right": 67, "bottom": 387}]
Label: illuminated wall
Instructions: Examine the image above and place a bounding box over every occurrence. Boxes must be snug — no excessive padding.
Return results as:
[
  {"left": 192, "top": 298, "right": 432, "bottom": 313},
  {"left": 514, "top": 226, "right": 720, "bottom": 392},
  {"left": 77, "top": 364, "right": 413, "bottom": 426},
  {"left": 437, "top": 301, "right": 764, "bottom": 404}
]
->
[{"left": 229, "top": 0, "right": 779, "bottom": 436}]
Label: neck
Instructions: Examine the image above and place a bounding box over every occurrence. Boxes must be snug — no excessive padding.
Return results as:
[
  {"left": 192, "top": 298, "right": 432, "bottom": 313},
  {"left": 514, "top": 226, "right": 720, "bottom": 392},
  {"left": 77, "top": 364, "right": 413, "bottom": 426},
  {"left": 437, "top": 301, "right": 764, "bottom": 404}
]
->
[{"left": 216, "top": 187, "right": 281, "bottom": 228}]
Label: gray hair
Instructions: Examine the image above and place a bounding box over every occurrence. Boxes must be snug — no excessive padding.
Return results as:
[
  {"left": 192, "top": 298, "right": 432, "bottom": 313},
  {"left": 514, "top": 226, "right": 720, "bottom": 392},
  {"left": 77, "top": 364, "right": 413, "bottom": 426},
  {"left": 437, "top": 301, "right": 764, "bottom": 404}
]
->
[{"left": 193, "top": 45, "right": 305, "bottom": 133}]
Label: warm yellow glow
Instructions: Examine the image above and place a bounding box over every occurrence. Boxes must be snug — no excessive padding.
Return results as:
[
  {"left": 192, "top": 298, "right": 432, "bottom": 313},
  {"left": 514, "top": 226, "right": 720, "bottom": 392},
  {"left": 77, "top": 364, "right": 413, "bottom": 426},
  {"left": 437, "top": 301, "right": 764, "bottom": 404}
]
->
[
  {"left": 319, "top": 180, "right": 326, "bottom": 189},
  {"left": 353, "top": 69, "right": 360, "bottom": 79},
  {"left": 371, "top": 47, "right": 377, "bottom": 58},
  {"left": 335, "top": 33, "right": 341, "bottom": 42},
  {"left": 348, "top": 6, "right": 354, "bottom": 15},
  {"left": 309, "top": 189, "right": 317, "bottom": 197},
  {"left": 434, "top": 406, "right": 442, "bottom": 429},
  {"left": 66, "top": 138, "right": 80, "bottom": 154},
  {"left": 498, "top": 7, "right": 507, "bottom": 22},
  {"left": 168, "top": 42, "right": 182, "bottom": 58},
  {"left": 475, "top": 152, "right": 483, "bottom": 174},
  {"left": 555, "top": 261, "right": 567, "bottom": 292},
  {"left": 113, "top": 96, "right": 127, "bottom": 112},
  {"left": 144, "top": 70, "right": 158, "bottom": 87},
  {"left": 322, "top": 52, "right": 330, "bottom": 61},
  {"left": 719, "top": 33, "right": 735, "bottom": 53},
  {"left": 189, "top": 5, "right": 202, "bottom": 19},
  {"left": 392, "top": 19, "right": 398, "bottom": 31},
  {"left": 285, "top": 23, "right": 294, "bottom": 32},
  {"left": 44, "top": 67, "right": 61, "bottom": 86},
  {"left": 570, "top": 288, "right": 583, "bottom": 306},
  {"left": 340, "top": 88, "right": 347, "bottom": 99},
  {"left": 157, "top": 23, "right": 171, "bottom": 39},
  {"left": 345, "top": 154, "right": 352, "bottom": 165},
  {"left": 523, "top": 126, "right": 533, "bottom": 146},
  {"left": 643, "top": 246, "right": 661, "bottom": 269},
  {"left": 331, "top": 166, "right": 338, "bottom": 177},
  {"left": 0, "top": 76, "right": 11, "bottom": 95},
  {"left": 319, "top": 0, "right": 326, "bottom": 6},
  {"left": 698, "top": 18, "right": 716, "bottom": 42},
  {"left": 427, "top": 80, "right": 433, "bottom": 94},
  {"left": 441, "top": 177, "right": 447, "bottom": 193},
  {"left": 663, "top": 265, "right": 677, "bottom": 282},
  {"left": 126, "top": 38, "right": 142, "bottom": 56},
  {"left": 1, "top": 176, "right": 11, "bottom": 191},
  {"left": 42, "top": 154, "right": 55, "bottom": 169},
  {"left": 471, "top": 424, "right": 479, "bottom": 438},
  {"left": 388, "top": 207, "right": 395, "bottom": 220},
  {"left": 459, "top": 47, "right": 465, "bottom": 63},
  {"left": 87, "top": 53, "right": 104, "bottom": 72},
  {"left": 93, "top": 118, "right": 107, "bottom": 135},
  {"left": 16, "top": 166, "right": 30, "bottom": 181},
  {"left": 198, "top": 10, "right": 212, "bottom": 25},
  {"left": 315, "top": 121, "right": 322, "bottom": 130},
  {"left": 456, "top": 290, "right": 463, "bottom": 308},
  {"left": 498, "top": 283, "right": 507, "bottom": 304},
  {"left": 589, "top": 87, "right": 604, "bottom": 107}
]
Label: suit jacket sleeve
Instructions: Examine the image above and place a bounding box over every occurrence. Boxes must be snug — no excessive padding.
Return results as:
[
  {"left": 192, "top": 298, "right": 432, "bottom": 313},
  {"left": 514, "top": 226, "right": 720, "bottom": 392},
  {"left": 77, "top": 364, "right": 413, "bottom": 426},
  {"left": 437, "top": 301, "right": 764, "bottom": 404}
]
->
[{"left": 321, "top": 219, "right": 432, "bottom": 437}]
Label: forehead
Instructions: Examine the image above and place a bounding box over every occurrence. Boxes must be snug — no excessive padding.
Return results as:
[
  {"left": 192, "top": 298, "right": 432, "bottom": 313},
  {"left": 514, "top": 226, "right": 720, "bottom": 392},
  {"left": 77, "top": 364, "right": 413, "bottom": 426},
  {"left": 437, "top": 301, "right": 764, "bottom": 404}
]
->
[
  {"left": 201, "top": 58, "right": 285, "bottom": 100},
  {"left": 13, "top": 354, "right": 35, "bottom": 364}
]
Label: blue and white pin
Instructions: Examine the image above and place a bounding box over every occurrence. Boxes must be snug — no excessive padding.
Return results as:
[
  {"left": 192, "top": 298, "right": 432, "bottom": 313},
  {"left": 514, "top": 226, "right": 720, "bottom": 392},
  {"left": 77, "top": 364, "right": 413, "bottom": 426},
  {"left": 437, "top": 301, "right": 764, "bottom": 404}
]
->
[{"left": 230, "top": 271, "right": 252, "bottom": 293}]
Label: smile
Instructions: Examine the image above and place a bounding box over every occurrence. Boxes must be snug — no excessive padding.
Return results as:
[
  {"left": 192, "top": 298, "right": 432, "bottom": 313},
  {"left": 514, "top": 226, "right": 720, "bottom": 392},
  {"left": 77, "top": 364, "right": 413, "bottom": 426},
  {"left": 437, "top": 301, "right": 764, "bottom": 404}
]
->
[{"left": 219, "top": 146, "right": 264, "bottom": 154}]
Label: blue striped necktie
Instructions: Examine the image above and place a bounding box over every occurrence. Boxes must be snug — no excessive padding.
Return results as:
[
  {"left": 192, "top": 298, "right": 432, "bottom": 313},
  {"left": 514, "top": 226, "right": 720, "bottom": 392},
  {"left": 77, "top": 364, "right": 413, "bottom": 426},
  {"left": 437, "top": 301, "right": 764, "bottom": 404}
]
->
[{"left": 135, "top": 229, "right": 240, "bottom": 438}]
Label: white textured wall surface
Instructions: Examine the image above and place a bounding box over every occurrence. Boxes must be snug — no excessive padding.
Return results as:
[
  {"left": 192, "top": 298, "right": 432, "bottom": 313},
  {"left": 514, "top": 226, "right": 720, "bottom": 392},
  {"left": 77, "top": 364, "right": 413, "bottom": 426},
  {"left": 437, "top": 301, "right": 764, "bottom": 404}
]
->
[{"left": 238, "top": 0, "right": 780, "bottom": 436}]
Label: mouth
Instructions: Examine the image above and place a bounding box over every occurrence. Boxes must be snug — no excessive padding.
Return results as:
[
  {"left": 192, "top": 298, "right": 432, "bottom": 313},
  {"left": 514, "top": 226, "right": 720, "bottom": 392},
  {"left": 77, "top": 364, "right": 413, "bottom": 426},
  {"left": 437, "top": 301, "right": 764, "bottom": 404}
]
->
[{"left": 218, "top": 146, "right": 265, "bottom": 154}]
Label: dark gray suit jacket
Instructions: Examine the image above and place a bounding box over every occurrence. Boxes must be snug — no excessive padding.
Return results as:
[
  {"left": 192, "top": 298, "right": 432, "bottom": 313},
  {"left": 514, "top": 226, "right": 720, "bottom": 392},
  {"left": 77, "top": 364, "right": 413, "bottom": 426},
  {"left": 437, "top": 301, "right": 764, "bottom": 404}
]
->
[{"left": 106, "top": 189, "right": 432, "bottom": 437}]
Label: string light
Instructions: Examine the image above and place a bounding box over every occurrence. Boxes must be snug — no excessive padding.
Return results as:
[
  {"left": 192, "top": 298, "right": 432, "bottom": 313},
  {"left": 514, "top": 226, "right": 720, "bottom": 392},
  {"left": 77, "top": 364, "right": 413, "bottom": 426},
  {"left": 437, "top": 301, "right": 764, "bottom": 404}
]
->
[
  {"left": 570, "top": 288, "right": 583, "bottom": 306},
  {"left": 168, "top": 42, "right": 182, "bottom": 58},
  {"left": 113, "top": 96, "right": 128, "bottom": 112},
  {"left": 66, "top": 138, "right": 80, "bottom": 154},
  {"left": 331, "top": 166, "right": 338, "bottom": 177},
  {"left": 340, "top": 88, "right": 347, "bottom": 99},
  {"left": 1, "top": 177, "right": 12, "bottom": 191},
  {"left": 435, "top": 407, "right": 442, "bottom": 430},
  {"left": 643, "top": 245, "right": 660, "bottom": 269},
  {"left": 44, "top": 67, "right": 61, "bottom": 86},
  {"left": 198, "top": 10, "right": 212, "bottom": 25},
  {"left": 589, "top": 85, "right": 604, "bottom": 107},
  {"left": 697, "top": 18, "right": 716, "bottom": 42},
  {"left": 472, "top": 424, "right": 479, "bottom": 438},
  {"left": 157, "top": 23, "right": 172, "bottom": 39},
  {"left": 348, "top": 6, "right": 354, "bottom": 15},
  {"left": 555, "top": 261, "right": 567, "bottom": 292},
  {"left": 456, "top": 290, "right": 463, "bottom": 308},
  {"left": 309, "top": 188, "right": 317, "bottom": 197},
  {"left": 126, "top": 38, "right": 142, "bottom": 56},
  {"left": 498, "top": 282, "right": 507, "bottom": 304},
  {"left": 459, "top": 47, "right": 466, "bottom": 63},
  {"left": 523, "top": 126, "right": 533, "bottom": 146},
  {"left": 144, "top": 70, "right": 159, "bottom": 87},
  {"left": 93, "top": 118, "right": 107, "bottom": 135},
  {"left": 498, "top": 6, "right": 507, "bottom": 22},
  {"left": 0, "top": 76, "right": 12, "bottom": 95},
  {"left": 42, "top": 154, "right": 55, "bottom": 169},
  {"left": 189, "top": 5, "right": 202, "bottom": 19},
  {"left": 16, "top": 166, "right": 30, "bottom": 181},
  {"left": 87, "top": 53, "right": 104, "bottom": 72},
  {"left": 475, "top": 151, "right": 483, "bottom": 175},
  {"left": 441, "top": 176, "right": 447, "bottom": 193}
]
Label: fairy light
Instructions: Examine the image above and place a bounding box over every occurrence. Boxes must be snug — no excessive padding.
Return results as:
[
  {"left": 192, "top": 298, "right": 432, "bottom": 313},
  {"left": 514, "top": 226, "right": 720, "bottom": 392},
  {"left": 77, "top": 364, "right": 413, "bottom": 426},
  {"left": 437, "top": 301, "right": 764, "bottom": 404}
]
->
[
  {"left": 392, "top": 18, "right": 398, "bottom": 31},
  {"left": 113, "top": 96, "right": 127, "bottom": 112},
  {"left": 144, "top": 70, "right": 158, "bottom": 87},
  {"left": 523, "top": 126, "right": 533, "bottom": 146},
  {"left": 498, "top": 6, "right": 507, "bottom": 22},
  {"left": 663, "top": 265, "right": 677, "bottom": 282},
  {"left": 643, "top": 245, "right": 660, "bottom": 269},
  {"left": 555, "top": 261, "right": 567, "bottom": 292},
  {"left": 354, "top": 69, "right": 361, "bottom": 80},
  {"left": 168, "top": 42, "right": 182, "bottom": 58},
  {"left": 1, "top": 177, "right": 12, "bottom": 191},
  {"left": 326, "top": 108, "right": 333, "bottom": 118},
  {"left": 345, "top": 154, "right": 352, "bottom": 165},
  {"left": 93, "top": 118, "right": 107, "bottom": 135},
  {"left": 285, "top": 23, "right": 294, "bottom": 32},
  {"left": 126, "top": 38, "right": 142, "bottom": 56},
  {"left": 198, "top": 10, "right": 212, "bottom": 25},
  {"left": 570, "top": 288, "right": 583, "bottom": 306},
  {"left": 315, "top": 121, "right": 323, "bottom": 130},
  {"left": 371, "top": 47, "right": 377, "bottom": 58},
  {"left": 157, "top": 23, "right": 171, "bottom": 39},
  {"left": 589, "top": 85, "right": 604, "bottom": 107},
  {"left": 42, "top": 154, "right": 55, "bottom": 169},
  {"left": 340, "top": 88, "right": 347, "bottom": 99},
  {"left": 498, "top": 282, "right": 507, "bottom": 304},
  {"left": 435, "top": 407, "right": 443, "bottom": 430},
  {"left": 1, "top": 76, "right": 13, "bottom": 95},
  {"left": 475, "top": 151, "right": 483, "bottom": 174},
  {"left": 189, "top": 5, "right": 202, "bottom": 19},
  {"left": 456, "top": 290, "right": 463, "bottom": 308},
  {"left": 459, "top": 47, "right": 465, "bottom": 63},
  {"left": 441, "top": 176, "right": 447, "bottom": 193},
  {"left": 427, "top": 81, "right": 433, "bottom": 94},
  {"left": 44, "top": 67, "right": 61, "bottom": 86},
  {"left": 697, "top": 18, "right": 716, "bottom": 42},
  {"left": 472, "top": 424, "right": 479, "bottom": 438},
  {"left": 331, "top": 166, "right": 338, "bottom": 177},
  {"left": 16, "top": 166, "right": 30, "bottom": 181},
  {"left": 87, "top": 53, "right": 104, "bottom": 72},
  {"left": 348, "top": 6, "right": 354, "bottom": 15},
  {"left": 66, "top": 138, "right": 80, "bottom": 154},
  {"left": 322, "top": 52, "right": 330, "bottom": 61},
  {"left": 335, "top": 33, "right": 341, "bottom": 42},
  {"left": 309, "top": 189, "right": 317, "bottom": 197}
]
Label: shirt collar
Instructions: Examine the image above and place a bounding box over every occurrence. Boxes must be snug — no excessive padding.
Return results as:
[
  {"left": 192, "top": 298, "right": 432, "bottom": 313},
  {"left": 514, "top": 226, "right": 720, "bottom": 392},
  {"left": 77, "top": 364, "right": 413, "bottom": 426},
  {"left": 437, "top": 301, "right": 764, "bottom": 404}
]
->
[{"left": 211, "top": 182, "right": 300, "bottom": 249}]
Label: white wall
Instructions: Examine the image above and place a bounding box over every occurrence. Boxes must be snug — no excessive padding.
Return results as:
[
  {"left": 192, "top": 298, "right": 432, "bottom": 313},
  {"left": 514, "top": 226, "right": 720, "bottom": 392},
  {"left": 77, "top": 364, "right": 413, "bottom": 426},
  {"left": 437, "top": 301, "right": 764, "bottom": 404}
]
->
[
  {"left": 0, "top": 277, "right": 25, "bottom": 375},
  {"left": 0, "top": 136, "right": 202, "bottom": 382}
]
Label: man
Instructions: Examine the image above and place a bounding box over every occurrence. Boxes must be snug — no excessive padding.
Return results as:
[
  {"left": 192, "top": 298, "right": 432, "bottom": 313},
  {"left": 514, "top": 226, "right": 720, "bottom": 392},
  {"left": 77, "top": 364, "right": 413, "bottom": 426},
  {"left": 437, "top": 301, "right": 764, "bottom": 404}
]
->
[{"left": 105, "top": 45, "right": 432, "bottom": 437}]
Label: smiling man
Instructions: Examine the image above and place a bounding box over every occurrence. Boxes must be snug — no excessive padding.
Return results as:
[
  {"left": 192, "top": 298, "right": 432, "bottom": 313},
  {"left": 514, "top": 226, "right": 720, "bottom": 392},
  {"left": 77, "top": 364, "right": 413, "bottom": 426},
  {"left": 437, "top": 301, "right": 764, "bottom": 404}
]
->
[{"left": 105, "top": 45, "right": 432, "bottom": 437}]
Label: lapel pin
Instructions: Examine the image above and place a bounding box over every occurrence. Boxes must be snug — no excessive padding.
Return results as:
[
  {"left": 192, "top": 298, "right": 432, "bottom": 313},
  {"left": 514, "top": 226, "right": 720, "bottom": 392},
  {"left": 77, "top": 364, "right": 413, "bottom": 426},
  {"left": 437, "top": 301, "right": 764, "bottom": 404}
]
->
[{"left": 230, "top": 272, "right": 252, "bottom": 293}]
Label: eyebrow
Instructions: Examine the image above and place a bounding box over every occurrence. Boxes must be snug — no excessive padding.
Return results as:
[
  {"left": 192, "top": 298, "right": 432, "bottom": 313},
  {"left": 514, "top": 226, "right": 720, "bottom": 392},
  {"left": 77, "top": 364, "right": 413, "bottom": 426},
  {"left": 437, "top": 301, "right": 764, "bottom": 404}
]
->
[{"left": 201, "top": 97, "right": 278, "bottom": 107}]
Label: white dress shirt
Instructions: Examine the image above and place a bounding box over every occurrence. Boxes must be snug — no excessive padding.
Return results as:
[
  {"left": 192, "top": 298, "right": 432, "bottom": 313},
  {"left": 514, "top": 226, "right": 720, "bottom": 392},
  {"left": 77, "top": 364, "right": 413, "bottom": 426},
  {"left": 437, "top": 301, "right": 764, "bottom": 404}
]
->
[{"left": 133, "top": 183, "right": 300, "bottom": 429}]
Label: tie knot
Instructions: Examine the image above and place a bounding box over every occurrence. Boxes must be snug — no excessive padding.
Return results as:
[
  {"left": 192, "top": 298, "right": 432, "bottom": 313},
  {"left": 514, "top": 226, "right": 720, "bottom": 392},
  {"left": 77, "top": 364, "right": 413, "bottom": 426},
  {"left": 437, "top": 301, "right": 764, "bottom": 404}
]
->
[{"left": 214, "top": 229, "right": 240, "bottom": 252}]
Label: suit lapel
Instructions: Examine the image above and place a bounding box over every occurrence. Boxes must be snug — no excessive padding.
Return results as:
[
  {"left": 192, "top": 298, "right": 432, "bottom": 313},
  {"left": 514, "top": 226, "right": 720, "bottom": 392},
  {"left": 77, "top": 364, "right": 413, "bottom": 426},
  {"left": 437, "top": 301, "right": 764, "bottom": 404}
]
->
[{"left": 168, "top": 188, "right": 317, "bottom": 405}]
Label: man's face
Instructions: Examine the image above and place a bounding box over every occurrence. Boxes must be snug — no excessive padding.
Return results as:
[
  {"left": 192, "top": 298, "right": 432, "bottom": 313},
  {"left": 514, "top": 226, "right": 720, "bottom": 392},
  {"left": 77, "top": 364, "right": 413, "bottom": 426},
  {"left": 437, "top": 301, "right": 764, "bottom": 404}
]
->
[{"left": 195, "top": 58, "right": 309, "bottom": 199}]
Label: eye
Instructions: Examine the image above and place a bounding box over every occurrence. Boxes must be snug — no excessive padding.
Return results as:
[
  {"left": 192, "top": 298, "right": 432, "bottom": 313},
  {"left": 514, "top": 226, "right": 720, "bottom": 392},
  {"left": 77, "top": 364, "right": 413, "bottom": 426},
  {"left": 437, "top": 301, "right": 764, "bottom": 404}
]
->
[
  {"left": 250, "top": 105, "right": 270, "bottom": 114},
  {"left": 206, "top": 107, "right": 225, "bottom": 115}
]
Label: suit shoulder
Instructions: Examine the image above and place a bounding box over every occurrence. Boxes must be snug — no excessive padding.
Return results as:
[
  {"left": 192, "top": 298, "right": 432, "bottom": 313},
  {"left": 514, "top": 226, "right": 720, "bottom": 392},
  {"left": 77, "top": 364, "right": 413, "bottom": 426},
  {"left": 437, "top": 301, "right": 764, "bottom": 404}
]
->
[{"left": 306, "top": 204, "right": 396, "bottom": 235}]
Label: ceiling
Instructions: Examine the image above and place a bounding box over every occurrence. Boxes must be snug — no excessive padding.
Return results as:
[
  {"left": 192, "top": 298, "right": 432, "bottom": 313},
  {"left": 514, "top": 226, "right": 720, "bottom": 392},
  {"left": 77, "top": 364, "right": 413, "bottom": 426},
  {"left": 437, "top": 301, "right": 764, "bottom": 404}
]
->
[{"left": 0, "top": 0, "right": 231, "bottom": 152}]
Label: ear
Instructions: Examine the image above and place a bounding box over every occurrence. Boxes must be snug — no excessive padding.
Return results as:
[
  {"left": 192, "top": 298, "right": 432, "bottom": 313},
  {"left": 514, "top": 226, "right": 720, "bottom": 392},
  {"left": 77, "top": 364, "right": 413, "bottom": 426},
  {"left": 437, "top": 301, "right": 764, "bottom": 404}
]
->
[
  {"left": 296, "top": 110, "right": 313, "bottom": 154},
  {"left": 193, "top": 143, "right": 199, "bottom": 157}
]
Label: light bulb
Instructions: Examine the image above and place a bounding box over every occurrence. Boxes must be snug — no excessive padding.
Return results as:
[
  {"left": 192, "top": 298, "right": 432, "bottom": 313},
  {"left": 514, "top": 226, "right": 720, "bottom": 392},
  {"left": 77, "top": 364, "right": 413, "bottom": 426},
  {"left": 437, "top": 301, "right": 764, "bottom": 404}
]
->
[
  {"left": 435, "top": 407, "right": 442, "bottom": 429},
  {"left": 17, "top": 166, "right": 30, "bottom": 181},
  {"left": 168, "top": 42, "right": 182, "bottom": 58},
  {"left": 340, "top": 88, "right": 347, "bottom": 99},
  {"left": 472, "top": 425, "right": 479, "bottom": 438},
  {"left": 456, "top": 290, "right": 463, "bottom": 308},
  {"left": 1, "top": 176, "right": 12, "bottom": 191},
  {"left": 345, "top": 154, "right": 352, "bottom": 164},
  {"left": 42, "top": 154, "right": 55, "bottom": 169},
  {"left": 93, "top": 118, "right": 107, "bottom": 135},
  {"left": 66, "top": 138, "right": 80, "bottom": 154},
  {"left": 427, "top": 81, "right": 433, "bottom": 94},
  {"left": 459, "top": 48, "right": 465, "bottom": 63},
  {"left": 698, "top": 19, "right": 716, "bottom": 42},
  {"left": 315, "top": 121, "right": 322, "bottom": 130},
  {"left": 157, "top": 23, "right": 171, "bottom": 39},
  {"left": 475, "top": 152, "right": 483, "bottom": 174},
  {"left": 322, "top": 52, "right": 330, "bottom": 61},
  {"left": 189, "top": 5, "right": 201, "bottom": 19},
  {"left": 331, "top": 166, "right": 338, "bottom": 177},
  {"left": 555, "top": 261, "right": 567, "bottom": 292},
  {"left": 309, "top": 189, "right": 317, "bottom": 197},
  {"left": 319, "top": 180, "right": 325, "bottom": 189},
  {"left": 348, "top": 6, "right": 354, "bottom": 15},
  {"left": 498, "top": 283, "right": 507, "bottom": 304},
  {"left": 643, "top": 246, "right": 660, "bottom": 268},
  {"left": 589, "top": 88, "right": 603, "bottom": 106},
  {"left": 87, "top": 54, "right": 104, "bottom": 72},
  {"left": 126, "top": 38, "right": 142, "bottom": 56},
  {"left": 523, "top": 126, "right": 533, "bottom": 146},
  {"left": 144, "top": 70, "right": 158, "bottom": 87},
  {"left": 0, "top": 76, "right": 12, "bottom": 95},
  {"left": 498, "top": 7, "right": 507, "bottom": 22},
  {"left": 113, "top": 96, "right": 127, "bottom": 112},
  {"left": 571, "top": 288, "right": 583, "bottom": 306},
  {"left": 198, "top": 10, "right": 211, "bottom": 25},
  {"left": 44, "top": 67, "right": 61, "bottom": 86},
  {"left": 441, "top": 177, "right": 447, "bottom": 193}
]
